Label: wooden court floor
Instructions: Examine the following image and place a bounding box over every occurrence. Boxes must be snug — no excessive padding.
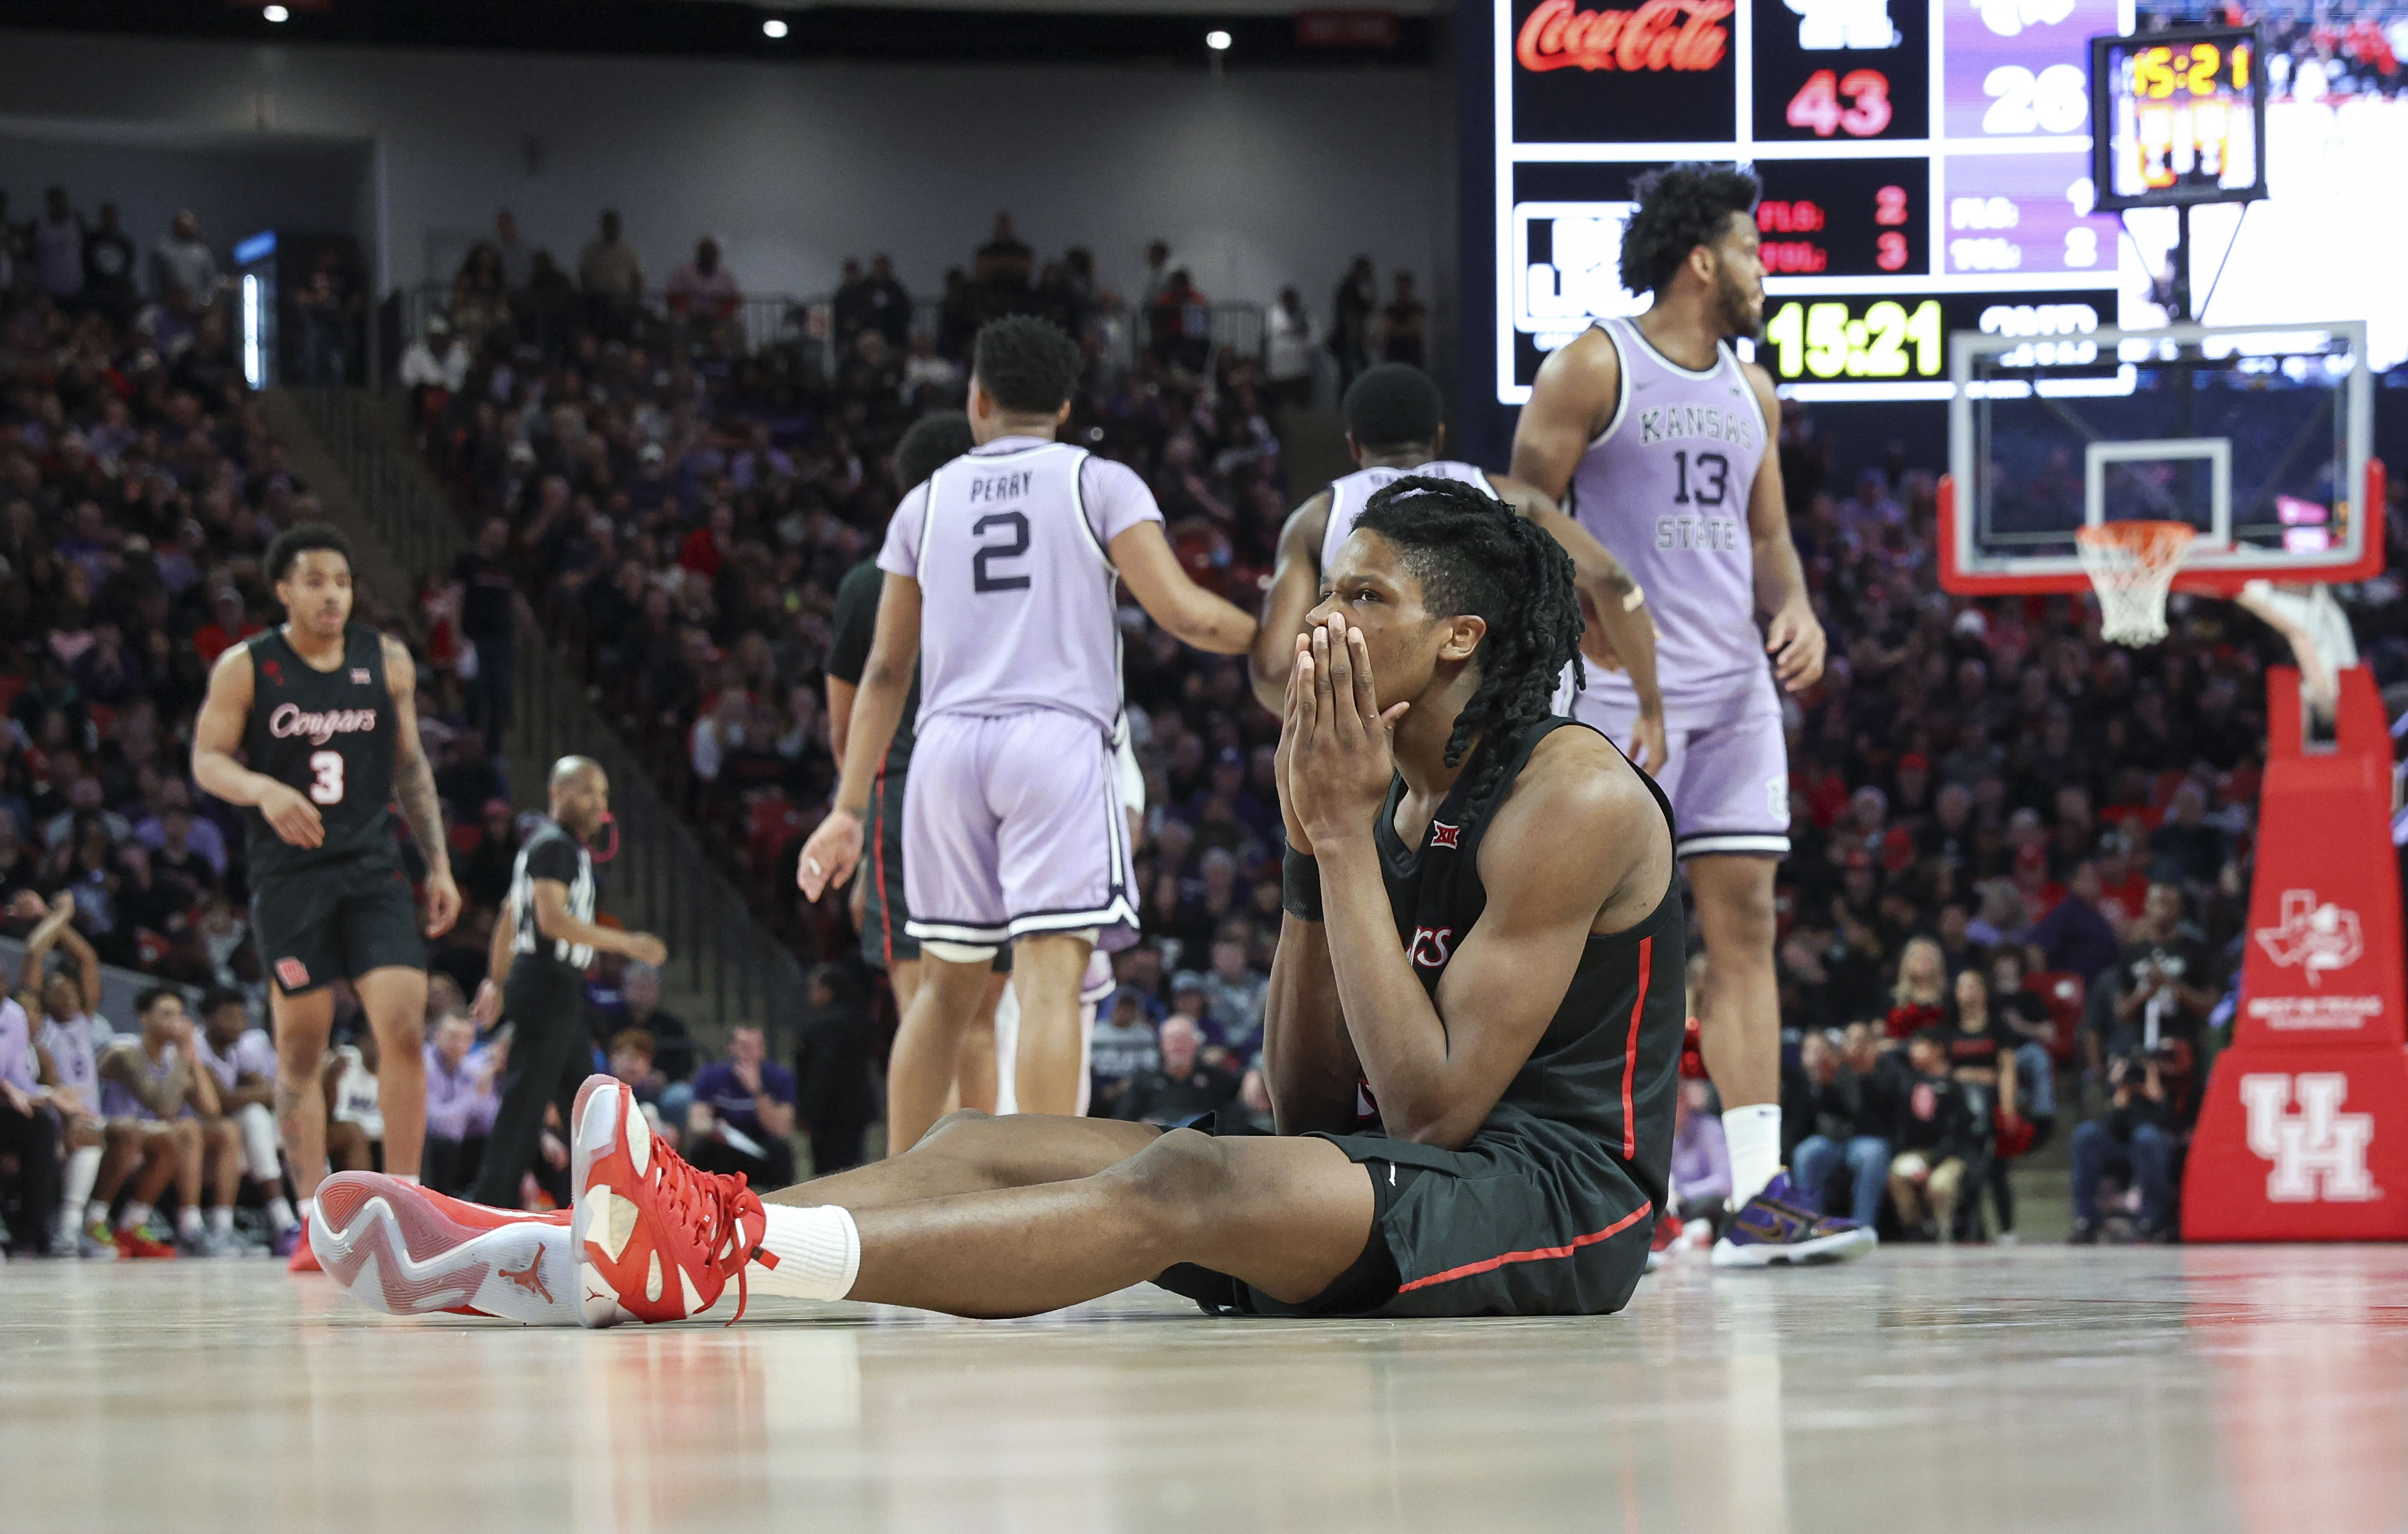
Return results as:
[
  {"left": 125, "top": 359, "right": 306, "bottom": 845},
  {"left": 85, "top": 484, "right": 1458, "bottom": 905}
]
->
[{"left": 6, "top": 1245, "right": 2406, "bottom": 1534}]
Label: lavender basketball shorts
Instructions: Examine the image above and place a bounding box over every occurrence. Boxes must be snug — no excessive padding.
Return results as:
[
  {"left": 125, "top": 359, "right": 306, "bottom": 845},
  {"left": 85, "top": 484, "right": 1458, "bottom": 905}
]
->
[
  {"left": 902, "top": 708, "right": 1139, "bottom": 951},
  {"left": 1570, "top": 669, "right": 1791, "bottom": 860}
]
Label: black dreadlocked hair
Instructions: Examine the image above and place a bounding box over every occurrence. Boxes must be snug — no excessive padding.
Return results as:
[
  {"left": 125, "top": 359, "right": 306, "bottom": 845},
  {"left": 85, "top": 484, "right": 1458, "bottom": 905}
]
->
[
  {"left": 1353, "top": 476, "right": 1584, "bottom": 814},
  {"left": 1619, "top": 161, "right": 1761, "bottom": 298}
]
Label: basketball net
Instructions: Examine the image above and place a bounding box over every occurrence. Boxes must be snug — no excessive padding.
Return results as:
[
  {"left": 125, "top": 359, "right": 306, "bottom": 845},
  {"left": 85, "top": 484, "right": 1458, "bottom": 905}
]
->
[{"left": 2076, "top": 521, "right": 2196, "bottom": 647}]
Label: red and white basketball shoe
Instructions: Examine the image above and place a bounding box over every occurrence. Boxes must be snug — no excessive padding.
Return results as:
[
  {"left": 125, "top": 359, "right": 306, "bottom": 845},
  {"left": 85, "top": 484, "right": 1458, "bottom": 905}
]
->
[
  {"left": 287, "top": 1221, "right": 322, "bottom": 1273},
  {"left": 571, "top": 1074, "right": 769, "bottom": 1328},
  {"left": 311, "top": 1171, "right": 607, "bottom": 1326}
]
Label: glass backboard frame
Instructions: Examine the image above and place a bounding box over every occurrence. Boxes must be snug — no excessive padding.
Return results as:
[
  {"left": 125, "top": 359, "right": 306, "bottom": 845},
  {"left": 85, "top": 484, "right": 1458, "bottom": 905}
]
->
[{"left": 1939, "top": 318, "right": 2383, "bottom": 597}]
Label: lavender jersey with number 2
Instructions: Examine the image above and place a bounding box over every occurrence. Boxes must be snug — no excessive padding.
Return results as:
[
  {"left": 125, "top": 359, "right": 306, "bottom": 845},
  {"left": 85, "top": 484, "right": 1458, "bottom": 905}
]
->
[{"left": 879, "top": 436, "right": 1163, "bottom": 734}]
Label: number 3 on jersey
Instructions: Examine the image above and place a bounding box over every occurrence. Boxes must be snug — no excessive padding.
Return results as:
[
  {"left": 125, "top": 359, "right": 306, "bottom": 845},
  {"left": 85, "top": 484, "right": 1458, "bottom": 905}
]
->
[
  {"left": 972, "top": 511, "right": 1032, "bottom": 592},
  {"left": 307, "top": 750, "right": 345, "bottom": 806}
]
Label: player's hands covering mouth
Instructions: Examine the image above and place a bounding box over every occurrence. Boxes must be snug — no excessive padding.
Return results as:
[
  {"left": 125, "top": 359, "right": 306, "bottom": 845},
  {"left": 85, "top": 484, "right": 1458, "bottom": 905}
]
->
[{"left": 1283, "top": 612, "right": 1411, "bottom": 855}]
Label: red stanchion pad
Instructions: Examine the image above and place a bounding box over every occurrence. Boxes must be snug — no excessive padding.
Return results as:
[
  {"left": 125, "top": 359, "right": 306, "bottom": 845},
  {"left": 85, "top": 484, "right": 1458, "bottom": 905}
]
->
[
  {"left": 2232, "top": 667, "right": 2404, "bottom": 1051},
  {"left": 2184, "top": 1047, "right": 2408, "bottom": 1241},
  {"left": 2184, "top": 665, "right": 2408, "bottom": 1240}
]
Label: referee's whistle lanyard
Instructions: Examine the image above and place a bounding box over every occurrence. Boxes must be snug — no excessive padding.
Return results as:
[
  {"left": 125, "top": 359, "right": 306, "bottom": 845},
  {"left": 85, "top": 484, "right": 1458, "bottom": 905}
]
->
[{"left": 588, "top": 812, "right": 620, "bottom": 865}]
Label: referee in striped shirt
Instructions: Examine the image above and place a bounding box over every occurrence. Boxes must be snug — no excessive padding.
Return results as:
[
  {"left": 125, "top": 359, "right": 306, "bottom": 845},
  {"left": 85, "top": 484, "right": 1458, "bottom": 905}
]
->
[{"left": 470, "top": 758, "right": 667, "bottom": 1207}]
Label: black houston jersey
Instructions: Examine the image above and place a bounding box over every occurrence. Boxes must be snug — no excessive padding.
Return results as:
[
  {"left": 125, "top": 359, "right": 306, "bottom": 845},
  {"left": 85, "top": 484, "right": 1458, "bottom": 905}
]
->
[
  {"left": 240, "top": 625, "right": 399, "bottom": 881},
  {"left": 509, "top": 819, "right": 596, "bottom": 971},
  {"left": 1370, "top": 717, "right": 1686, "bottom": 1212}
]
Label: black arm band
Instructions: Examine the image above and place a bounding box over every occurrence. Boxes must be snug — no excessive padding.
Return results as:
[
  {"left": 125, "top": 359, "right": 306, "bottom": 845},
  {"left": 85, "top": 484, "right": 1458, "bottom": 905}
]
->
[{"left": 1282, "top": 846, "right": 1324, "bottom": 922}]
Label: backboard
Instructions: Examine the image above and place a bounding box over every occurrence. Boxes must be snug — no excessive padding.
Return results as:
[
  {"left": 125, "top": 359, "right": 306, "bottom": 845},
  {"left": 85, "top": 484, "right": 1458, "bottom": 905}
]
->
[{"left": 1939, "top": 319, "right": 2384, "bottom": 597}]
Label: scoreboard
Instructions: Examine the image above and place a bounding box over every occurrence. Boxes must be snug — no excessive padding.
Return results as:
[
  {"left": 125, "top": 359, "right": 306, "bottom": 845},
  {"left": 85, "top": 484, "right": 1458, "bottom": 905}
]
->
[{"left": 1481, "top": 0, "right": 2142, "bottom": 405}]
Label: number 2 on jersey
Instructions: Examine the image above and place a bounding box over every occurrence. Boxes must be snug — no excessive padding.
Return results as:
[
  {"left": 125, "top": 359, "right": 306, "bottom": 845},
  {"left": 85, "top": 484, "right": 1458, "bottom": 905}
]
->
[
  {"left": 307, "top": 751, "right": 345, "bottom": 806},
  {"left": 971, "top": 511, "right": 1032, "bottom": 592}
]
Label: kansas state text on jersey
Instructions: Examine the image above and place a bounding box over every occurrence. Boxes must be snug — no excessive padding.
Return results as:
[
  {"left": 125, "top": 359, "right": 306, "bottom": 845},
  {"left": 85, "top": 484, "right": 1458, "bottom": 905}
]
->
[{"left": 1566, "top": 317, "right": 1771, "bottom": 695}]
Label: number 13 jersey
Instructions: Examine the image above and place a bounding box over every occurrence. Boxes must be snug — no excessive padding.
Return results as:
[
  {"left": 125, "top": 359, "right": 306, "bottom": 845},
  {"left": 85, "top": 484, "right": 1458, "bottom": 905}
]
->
[
  {"left": 879, "top": 435, "right": 1165, "bottom": 733},
  {"left": 240, "top": 624, "right": 398, "bottom": 880},
  {"left": 1565, "top": 317, "right": 1771, "bottom": 697}
]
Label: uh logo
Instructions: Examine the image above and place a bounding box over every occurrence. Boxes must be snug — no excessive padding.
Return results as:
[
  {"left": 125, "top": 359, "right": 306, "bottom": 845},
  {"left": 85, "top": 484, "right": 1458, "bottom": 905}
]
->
[{"left": 2240, "top": 1073, "right": 2381, "bottom": 1204}]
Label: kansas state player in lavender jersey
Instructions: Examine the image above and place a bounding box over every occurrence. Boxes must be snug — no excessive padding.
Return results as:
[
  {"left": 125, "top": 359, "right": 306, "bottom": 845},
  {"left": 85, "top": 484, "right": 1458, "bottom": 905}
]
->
[
  {"left": 799, "top": 318, "right": 1256, "bottom": 1154},
  {"left": 1250, "top": 364, "right": 1666, "bottom": 775},
  {"left": 1514, "top": 165, "right": 1869, "bottom": 1268}
]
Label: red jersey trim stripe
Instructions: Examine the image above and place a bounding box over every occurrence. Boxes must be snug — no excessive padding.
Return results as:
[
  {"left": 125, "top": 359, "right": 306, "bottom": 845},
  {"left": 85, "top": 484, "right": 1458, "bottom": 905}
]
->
[
  {"left": 1622, "top": 934, "right": 1651, "bottom": 1160},
  {"left": 1394, "top": 1204, "right": 1652, "bottom": 1294}
]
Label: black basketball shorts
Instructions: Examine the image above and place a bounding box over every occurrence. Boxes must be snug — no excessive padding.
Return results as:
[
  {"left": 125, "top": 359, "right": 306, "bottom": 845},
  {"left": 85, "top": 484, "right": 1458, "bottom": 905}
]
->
[{"left": 252, "top": 855, "right": 426, "bottom": 996}]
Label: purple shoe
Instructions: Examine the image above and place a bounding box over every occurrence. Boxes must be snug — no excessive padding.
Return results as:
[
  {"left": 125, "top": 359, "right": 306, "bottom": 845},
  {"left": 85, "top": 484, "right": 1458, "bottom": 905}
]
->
[
  {"left": 272, "top": 1223, "right": 302, "bottom": 1259},
  {"left": 1710, "top": 1171, "right": 1877, "bottom": 1268}
]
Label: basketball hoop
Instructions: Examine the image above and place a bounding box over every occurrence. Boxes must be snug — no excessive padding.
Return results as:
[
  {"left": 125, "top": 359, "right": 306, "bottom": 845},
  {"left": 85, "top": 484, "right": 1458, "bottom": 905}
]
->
[{"left": 2076, "top": 521, "right": 2196, "bottom": 646}]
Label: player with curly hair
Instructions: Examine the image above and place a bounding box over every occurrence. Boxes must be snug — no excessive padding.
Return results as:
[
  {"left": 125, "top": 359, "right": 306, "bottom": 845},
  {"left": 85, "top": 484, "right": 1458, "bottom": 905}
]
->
[
  {"left": 310, "top": 476, "right": 1690, "bottom": 1325},
  {"left": 1512, "top": 161, "right": 1874, "bottom": 1266}
]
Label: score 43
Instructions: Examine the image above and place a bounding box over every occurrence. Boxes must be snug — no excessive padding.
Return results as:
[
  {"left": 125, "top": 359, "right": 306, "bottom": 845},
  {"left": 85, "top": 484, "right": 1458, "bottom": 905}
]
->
[
  {"left": 1786, "top": 68, "right": 1893, "bottom": 137},
  {"left": 1762, "top": 299, "right": 1943, "bottom": 379}
]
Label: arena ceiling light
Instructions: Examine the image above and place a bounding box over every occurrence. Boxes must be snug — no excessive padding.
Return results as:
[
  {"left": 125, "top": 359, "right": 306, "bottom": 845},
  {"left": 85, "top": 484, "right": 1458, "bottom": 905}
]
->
[
  {"left": 262, "top": 4, "right": 290, "bottom": 20},
  {"left": 1205, "top": 28, "right": 1232, "bottom": 50},
  {"left": 761, "top": 16, "right": 788, "bottom": 38}
]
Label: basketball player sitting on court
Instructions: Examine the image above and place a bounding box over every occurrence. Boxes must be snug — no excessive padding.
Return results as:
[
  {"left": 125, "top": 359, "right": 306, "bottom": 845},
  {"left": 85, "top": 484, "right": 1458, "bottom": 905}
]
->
[
  {"left": 308, "top": 479, "right": 1686, "bottom": 1325},
  {"left": 1250, "top": 361, "right": 1667, "bottom": 774}
]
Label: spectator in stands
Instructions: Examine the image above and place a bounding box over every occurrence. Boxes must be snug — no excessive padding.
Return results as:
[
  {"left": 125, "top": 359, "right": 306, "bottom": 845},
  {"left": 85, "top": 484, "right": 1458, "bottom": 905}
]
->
[
  {"left": 195, "top": 987, "right": 297, "bottom": 1251},
  {"left": 1887, "top": 1032, "right": 1979, "bottom": 1242},
  {"left": 1263, "top": 286, "right": 1318, "bottom": 411},
  {"left": 861, "top": 254, "right": 911, "bottom": 348},
  {"left": 621, "top": 961, "right": 695, "bottom": 1083},
  {"left": 2032, "top": 860, "right": 2119, "bottom": 981},
  {"left": 685, "top": 1024, "right": 797, "bottom": 1187},
  {"left": 793, "top": 964, "right": 875, "bottom": 1174},
  {"left": 450, "top": 243, "right": 512, "bottom": 351},
  {"left": 450, "top": 516, "right": 519, "bottom": 753},
  {"left": 32, "top": 186, "right": 83, "bottom": 303},
  {"left": 81, "top": 203, "right": 138, "bottom": 322},
  {"left": 96, "top": 986, "right": 243, "bottom": 1256},
  {"left": 2102, "top": 882, "right": 2219, "bottom": 1062},
  {"left": 1886, "top": 934, "right": 1948, "bottom": 1040},
  {"left": 147, "top": 209, "right": 219, "bottom": 305},
  {"left": 1173, "top": 919, "right": 1268, "bottom": 1059},
  {"left": 1670, "top": 1076, "right": 1731, "bottom": 1215},
  {"left": 973, "top": 212, "right": 1033, "bottom": 293},
  {"left": 1330, "top": 255, "right": 1375, "bottom": 391},
  {"left": 605, "top": 1026, "right": 680, "bottom": 1152},
  {"left": 1788, "top": 1023, "right": 1895, "bottom": 1226},
  {"left": 423, "top": 1010, "right": 499, "bottom": 1197},
  {"left": 2068, "top": 1049, "right": 2178, "bottom": 1243},
  {"left": 1936, "top": 967, "right": 2021, "bottom": 1240},
  {"left": 1088, "top": 988, "right": 1160, "bottom": 1110},
  {"left": 1379, "top": 270, "right": 1425, "bottom": 366},
  {"left": 1110, "top": 1013, "right": 1237, "bottom": 1125},
  {"left": 665, "top": 237, "right": 741, "bottom": 351},
  {"left": 325, "top": 1027, "right": 384, "bottom": 1174},
  {"left": 577, "top": 209, "right": 643, "bottom": 338},
  {"left": 491, "top": 208, "right": 531, "bottom": 291}
]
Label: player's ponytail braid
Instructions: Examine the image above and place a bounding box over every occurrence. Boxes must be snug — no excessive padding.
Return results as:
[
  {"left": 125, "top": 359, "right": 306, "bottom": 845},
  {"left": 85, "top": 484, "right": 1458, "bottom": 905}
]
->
[{"left": 1355, "top": 476, "right": 1584, "bottom": 814}]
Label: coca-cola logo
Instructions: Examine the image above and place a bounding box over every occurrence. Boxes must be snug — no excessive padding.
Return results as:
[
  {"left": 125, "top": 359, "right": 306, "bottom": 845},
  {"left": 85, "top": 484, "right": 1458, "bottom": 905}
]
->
[
  {"left": 1516, "top": 0, "right": 1732, "bottom": 73},
  {"left": 268, "top": 702, "right": 378, "bottom": 745}
]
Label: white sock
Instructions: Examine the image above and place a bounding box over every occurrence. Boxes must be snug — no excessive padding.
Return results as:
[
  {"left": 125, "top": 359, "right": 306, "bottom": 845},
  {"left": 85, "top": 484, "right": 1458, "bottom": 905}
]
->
[
  {"left": 208, "top": 1207, "right": 234, "bottom": 1237},
  {"left": 176, "top": 1205, "right": 204, "bottom": 1239},
  {"left": 85, "top": 1199, "right": 109, "bottom": 1228},
  {"left": 61, "top": 1147, "right": 101, "bottom": 1231},
  {"left": 298, "top": 1197, "right": 315, "bottom": 1227},
  {"left": 120, "top": 1201, "right": 154, "bottom": 1233},
  {"left": 747, "top": 1205, "right": 860, "bottom": 1301},
  {"left": 265, "top": 1195, "right": 298, "bottom": 1233},
  {"left": 1723, "top": 1104, "right": 1783, "bottom": 1206}
]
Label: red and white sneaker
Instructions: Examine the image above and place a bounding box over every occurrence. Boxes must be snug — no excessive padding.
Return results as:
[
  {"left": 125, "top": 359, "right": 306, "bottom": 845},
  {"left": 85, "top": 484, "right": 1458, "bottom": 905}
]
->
[
  {"left": 311, "top": 1172, "right": 604, "bottom": 1326},
  {"left": 288, "top": 1219, "right": 323, "bottom": 1274},
  {"left": 571, "top": 1074, "right": 768, "bottom": 1327}
]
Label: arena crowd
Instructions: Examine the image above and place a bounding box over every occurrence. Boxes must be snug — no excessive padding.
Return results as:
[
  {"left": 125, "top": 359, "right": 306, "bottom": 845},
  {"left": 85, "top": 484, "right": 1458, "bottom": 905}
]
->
[{"left": 4, "top": 184, "right": 2404, "bottom": 1258}]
